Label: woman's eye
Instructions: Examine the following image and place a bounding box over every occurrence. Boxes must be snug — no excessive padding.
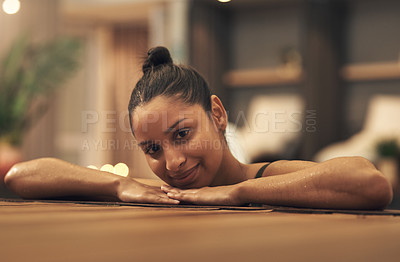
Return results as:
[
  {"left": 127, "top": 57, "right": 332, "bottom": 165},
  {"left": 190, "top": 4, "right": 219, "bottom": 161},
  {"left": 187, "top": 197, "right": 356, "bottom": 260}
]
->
[
  {"left": 176, "top": 129, "right": 189, "bottom": 139},
  {"left": 145, "top": 144, "right": 161, "bottom": 155}
]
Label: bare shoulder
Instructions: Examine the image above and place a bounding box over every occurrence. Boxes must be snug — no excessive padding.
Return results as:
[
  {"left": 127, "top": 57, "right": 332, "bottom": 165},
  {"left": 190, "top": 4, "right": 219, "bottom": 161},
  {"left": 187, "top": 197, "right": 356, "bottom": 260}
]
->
[
  {"left": 266, "top": 156, "right": 377, "bottom": 177},
  {"left": 264, "top": 160, "right": 318, "bottom": 177},
  {"left": 245, "top": 160, "right": 316, "bottom": 179}
]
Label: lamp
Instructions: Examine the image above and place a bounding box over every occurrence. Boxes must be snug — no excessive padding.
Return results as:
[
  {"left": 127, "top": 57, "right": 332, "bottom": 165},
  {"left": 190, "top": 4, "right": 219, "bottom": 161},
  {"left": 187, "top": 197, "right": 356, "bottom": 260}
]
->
[{"left": 2, "top": 0, "right": 20, "bottom": 15}]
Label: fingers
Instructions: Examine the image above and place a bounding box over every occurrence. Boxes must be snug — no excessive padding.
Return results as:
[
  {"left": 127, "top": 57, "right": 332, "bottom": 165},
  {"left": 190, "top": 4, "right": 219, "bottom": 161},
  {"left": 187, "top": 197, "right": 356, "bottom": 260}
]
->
[
  {"left": 121, "top": 188, "right": 180, "bottom": 205},
  {"left": 161, "top": 185, "right": 180, "bottom": 194},
  {"left": 147, "top": 189, "right": 180, "bottom": 204},
  {"left": 161, "top": 185, "right": 198, "bottom": 203},
  {"left": 135, "top": 193, "right": 180, "bottom": 205},
  {"left": 161, "top": 185, "right": 236, "bottom": 206},
  {"left": 161, "top": 185, "right": 184, "bottom": 199},
  {"left": 156, "top": 195, "right": 180, "bottom": 205}
]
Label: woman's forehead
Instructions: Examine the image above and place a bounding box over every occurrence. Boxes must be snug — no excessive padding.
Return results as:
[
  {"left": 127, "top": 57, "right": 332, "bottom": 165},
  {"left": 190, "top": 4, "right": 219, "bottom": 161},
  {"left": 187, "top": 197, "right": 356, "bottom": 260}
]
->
[{"left": 131, "top": 96, "right": 206, "bottom": 132}]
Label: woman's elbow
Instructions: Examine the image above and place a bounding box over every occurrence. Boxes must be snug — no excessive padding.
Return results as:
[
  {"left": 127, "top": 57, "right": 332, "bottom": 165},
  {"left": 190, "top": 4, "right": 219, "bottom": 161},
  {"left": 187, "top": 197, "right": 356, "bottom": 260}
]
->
[
  {"left": 4, "top": 162, "right": 26, "bottom": 192},
  {"left": 4, "top": 158, "right": 49, "bottom": 196},
  {"left": 345, "top": 156, "right": 392, "bottom": 209},
  {"left": 363, "top": 169, "right": 393, "bottom": 210}
]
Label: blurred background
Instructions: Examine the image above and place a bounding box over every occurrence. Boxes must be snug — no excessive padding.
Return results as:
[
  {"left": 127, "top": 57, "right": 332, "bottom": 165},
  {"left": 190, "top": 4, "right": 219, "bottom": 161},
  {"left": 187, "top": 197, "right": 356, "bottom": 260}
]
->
[{"left": 1, "top": 0, "right": 400, "bottom": 203}]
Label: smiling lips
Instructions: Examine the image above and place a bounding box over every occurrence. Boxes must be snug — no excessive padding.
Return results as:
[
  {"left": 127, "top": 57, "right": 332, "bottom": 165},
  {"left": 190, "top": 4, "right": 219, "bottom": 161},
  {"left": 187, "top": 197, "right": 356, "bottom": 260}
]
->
[{"left": 171, "top": 163, "right": 199, "bottom": 186}]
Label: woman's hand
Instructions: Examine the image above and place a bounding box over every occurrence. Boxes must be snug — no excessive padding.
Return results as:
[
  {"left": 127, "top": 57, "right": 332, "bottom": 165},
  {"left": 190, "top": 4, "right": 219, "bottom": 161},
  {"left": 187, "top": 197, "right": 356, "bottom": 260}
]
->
[
  {"left": 161, "top": 184, "right": 242, "bottom": 206},
  {"left": 118, "top": 178, "right": 180, "bottom": 205}
]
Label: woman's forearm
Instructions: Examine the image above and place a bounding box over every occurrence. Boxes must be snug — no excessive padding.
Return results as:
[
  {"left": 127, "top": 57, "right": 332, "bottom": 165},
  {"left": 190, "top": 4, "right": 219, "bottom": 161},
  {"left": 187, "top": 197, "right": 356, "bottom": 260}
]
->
[
  {"left": 4, "top": 158, "right": 122, "bottom": 200},
  {"left": 237, "top": 157, "right": 393, "bottom": 210}
]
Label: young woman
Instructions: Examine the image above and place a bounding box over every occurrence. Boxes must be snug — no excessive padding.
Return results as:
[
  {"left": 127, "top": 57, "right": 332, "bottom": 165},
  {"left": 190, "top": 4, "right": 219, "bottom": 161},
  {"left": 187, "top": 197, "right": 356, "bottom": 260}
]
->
[{"left": 4, "top": 47, "right": 393, "bottom": 209}]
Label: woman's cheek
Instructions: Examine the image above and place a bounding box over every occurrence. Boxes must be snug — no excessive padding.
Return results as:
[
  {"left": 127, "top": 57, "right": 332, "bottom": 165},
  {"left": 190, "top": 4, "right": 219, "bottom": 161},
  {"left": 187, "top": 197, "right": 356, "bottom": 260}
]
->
[
  {"left": 185, "top": 139, "right": 202, "bottom": 154},
  {"left": 147, "top": 157, "right": 165, "bottom": 178}
]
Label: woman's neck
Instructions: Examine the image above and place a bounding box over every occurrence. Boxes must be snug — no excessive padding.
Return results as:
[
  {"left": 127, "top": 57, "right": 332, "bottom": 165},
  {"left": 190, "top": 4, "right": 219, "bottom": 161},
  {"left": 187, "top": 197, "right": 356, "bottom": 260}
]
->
[{"left": 210, "top": 147, "right": 250, "bottom": 186}]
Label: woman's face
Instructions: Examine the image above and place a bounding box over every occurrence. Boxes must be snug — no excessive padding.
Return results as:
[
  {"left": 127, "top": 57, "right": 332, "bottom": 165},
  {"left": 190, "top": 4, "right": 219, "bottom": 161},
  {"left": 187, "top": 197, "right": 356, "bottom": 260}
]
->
[{"left": 131, "top": 95, "right": 227, "bottom": 188}]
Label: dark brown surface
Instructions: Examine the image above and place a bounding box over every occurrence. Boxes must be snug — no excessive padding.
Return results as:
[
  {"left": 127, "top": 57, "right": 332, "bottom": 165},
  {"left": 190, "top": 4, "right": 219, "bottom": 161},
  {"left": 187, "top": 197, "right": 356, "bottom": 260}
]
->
[{"left": 1, "top": 199, "right": 399, "bottom": 262}]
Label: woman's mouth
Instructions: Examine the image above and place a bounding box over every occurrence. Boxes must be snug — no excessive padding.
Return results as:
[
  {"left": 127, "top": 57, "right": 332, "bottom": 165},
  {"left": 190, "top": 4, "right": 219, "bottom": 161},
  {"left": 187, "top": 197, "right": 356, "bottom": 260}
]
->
[{"left": 171, "top": 163, "right": 199, "bottom": 187}]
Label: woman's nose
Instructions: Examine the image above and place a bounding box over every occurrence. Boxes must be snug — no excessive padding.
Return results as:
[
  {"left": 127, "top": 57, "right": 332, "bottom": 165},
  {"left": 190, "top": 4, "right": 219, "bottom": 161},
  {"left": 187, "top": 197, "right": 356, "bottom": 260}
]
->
[{"left": 164, "top": 147, "right": 186, "bottom": 172}]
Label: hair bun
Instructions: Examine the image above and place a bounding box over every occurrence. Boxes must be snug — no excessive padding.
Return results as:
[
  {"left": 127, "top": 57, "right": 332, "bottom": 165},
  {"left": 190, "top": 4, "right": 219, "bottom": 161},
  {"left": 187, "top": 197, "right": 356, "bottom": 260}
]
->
[{"left": 142, "top": 46, "right": 173, "bottom": 73}]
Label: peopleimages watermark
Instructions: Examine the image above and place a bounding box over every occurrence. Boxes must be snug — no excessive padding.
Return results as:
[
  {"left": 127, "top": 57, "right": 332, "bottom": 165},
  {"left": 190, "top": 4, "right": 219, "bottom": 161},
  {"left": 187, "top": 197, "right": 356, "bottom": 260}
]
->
[
  {"left": 81, "top": 138, "right": 136, "bottom": 151},
  {"left": 81, "top": 109, "right": 317, "bottom": 134},
  {"left": 80, "top": 109, "right": 317, "bottom": 151},
  {"left": 304, "top": 109, "right": 317, "bottom": 133},
  {"left": 81, "top": 138, "right": 227, "bottom": 152}
]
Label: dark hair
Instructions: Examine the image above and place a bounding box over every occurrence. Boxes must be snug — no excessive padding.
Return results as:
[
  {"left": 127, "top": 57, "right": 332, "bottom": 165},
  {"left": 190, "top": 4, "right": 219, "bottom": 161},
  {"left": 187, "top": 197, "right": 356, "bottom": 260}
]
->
[{"left": 128, "top": 46, "right": 212, "bottom": 134}]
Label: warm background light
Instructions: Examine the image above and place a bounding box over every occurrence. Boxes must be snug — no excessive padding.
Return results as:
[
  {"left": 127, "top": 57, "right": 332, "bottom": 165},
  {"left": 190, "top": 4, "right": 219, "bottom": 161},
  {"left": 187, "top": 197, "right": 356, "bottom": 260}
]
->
[
  {"left": 2, "top": 0, "right": 20, "bottom": 14},
  {"left": 218, "top": 0, "right": 231, "bottom": 3}
]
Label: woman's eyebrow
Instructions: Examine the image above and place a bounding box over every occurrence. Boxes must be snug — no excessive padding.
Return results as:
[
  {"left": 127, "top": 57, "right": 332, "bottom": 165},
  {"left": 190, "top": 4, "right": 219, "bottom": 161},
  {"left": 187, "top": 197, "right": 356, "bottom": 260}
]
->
[
  {"left": 164, "top": 118, "right": 186, "bottom": 134},
  {"left": 138, "top": 141, "right": 152, "bottom": 147},
  {"left": 138, "top": 118, "right": 187, "bottom": 146}
]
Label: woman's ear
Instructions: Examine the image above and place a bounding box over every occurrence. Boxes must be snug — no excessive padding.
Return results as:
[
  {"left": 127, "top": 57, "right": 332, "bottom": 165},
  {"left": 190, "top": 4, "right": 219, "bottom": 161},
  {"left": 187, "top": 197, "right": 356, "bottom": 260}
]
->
[{"left": 210, "top": 95, "right": 228, "bottom": 131}]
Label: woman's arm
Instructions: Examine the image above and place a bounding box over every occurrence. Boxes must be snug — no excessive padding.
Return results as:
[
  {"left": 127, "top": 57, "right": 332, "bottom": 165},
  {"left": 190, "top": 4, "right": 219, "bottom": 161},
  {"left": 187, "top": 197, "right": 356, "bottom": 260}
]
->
[
  {"left": 163, "top": 157, "right": 393, "bottom": 210},
  {"left": 4, "top": 157, "right": 179, "bottom": 204},
  {"left": 238, "top": 157, "right": 392, "bottom": 209}
]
